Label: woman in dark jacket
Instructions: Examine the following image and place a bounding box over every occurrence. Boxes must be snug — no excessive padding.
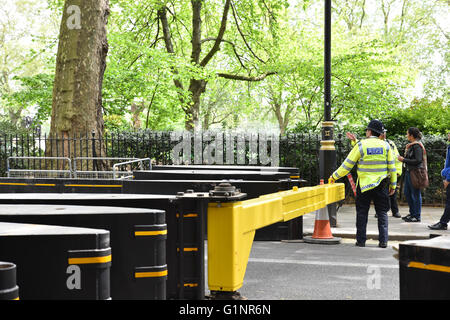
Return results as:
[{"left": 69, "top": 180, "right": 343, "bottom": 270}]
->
[{"left": 397, "top": 127, "right": 424, "bottom": 222}]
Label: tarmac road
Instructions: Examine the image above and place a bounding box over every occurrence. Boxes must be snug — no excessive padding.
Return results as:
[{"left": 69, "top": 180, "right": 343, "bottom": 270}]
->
[
  {"left": 240, "top": 239, "right": 400, "bottom": 300},
  {"left": 214, "top": 204, "right": 448, "bottom": 300}
]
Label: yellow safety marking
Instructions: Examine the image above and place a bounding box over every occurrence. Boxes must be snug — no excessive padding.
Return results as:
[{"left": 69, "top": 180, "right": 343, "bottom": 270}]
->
[
  {"left": 68, "top": 255, "right": 111, "bottom": 265},
  {"left": 290, "top": 175, "right": 300, "bottom": 179},
  {"left": 408, "top": 261, "right": 450, "bottom": 273},
  {"left": 0, "top": 182, "right": 28, "bottom": 186},
  {"left": 134, "top": 230, "right": 167, "bottom": 236},
  {"left": 176, "top": 213, "right": 198, "bottom": 218},
  {"left": 65, "top": 184, "right": 122, "bottom": 188},
  {"left": 177, "top": 247, "right": 198, "bottom": 252},
  {"left": 135, "top": 270, "right": 168, "bottom": 278},
  {"left": 0, "top": 182, "right": 56, "bottom": 187}
]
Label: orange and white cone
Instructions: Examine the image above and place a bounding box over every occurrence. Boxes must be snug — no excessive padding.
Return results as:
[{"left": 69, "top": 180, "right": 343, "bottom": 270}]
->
[{"left": 304, "top": 207, "right": 341, "bottom": 244}]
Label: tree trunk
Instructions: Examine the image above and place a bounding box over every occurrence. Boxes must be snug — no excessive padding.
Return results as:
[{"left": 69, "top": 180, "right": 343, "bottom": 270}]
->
[
  {"left": 48, "top": 0, "right": 109, "bottom": 168},
  {"left": 186, "top": 79, "right": 207, "bottom": 130},
  {"left": 131, "top": 103, "right": 143, "bottom": 129}
]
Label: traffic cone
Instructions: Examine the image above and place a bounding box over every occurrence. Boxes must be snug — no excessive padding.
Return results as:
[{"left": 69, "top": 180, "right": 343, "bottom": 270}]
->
[{"left": 304, "top": 207, "right": 341, "bottom": 244}]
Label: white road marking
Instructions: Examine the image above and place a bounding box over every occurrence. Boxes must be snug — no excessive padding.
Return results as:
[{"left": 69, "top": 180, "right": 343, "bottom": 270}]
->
[{"left": 248, "top": 257, "right": 399, "bottom": 269}]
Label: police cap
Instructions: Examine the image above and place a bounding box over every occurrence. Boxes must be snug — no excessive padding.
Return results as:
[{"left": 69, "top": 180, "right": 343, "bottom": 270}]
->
[{"left": 366, "top": 119, "right": 385, "bottom": 134}]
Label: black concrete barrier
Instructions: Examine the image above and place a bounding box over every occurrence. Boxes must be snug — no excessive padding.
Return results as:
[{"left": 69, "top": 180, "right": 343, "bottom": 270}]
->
[
  {"left": 122, "top": 178, "right": 300, "bottom": 198},
  {"left": 0, "top": 204, "right": 166, "bottom": 300},
  {"left": 152, "top": 165, "right": 300, "bottom": 176},
  {"left": 0, "top": 178, "right": 122, "bottom": 193},
  {"left": 129, "top": 168, "right": 306, "bottom": 242},
  {"left": 0, "top": 168, "right": 308, "bottom": 299},
  {"left": 0, "top": 221, "right": 111, "bottom": 300},
  {"left": 399, "top": 235, "right": 450, "bottom": 299},
  {"left": 123, "top": 179, "right": 304, "bottom": 241},
  {"left": 0, "top": 176, "right": 305, "bottom": 241},
  {"left": 0, "top": 177, "right": 303, "bottom": 241},
  {"left": 0, "top": 261, "right": 19, "bottom": 300},
  {"left": 0, "top": 177, "right": 304, "bottom": 201},
  {"left": 0, "top": 195, "right": 205, "bottom": 300}
]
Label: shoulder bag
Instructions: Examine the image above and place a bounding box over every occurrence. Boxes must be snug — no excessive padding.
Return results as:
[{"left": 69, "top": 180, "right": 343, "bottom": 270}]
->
[{"left": 407, "top": 142, "right": 429, "bottom": 189}]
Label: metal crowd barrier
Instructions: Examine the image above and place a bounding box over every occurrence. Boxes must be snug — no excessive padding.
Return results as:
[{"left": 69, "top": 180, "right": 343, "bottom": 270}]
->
[
  {"left": 112, "top": 158, "right": 152, "bottom": 180},
  {"left": 7, "top": 156, "right": 72, "bottom": 178},
  {"left": 6, "top": 156, "right": 152, "bottom": 180}
]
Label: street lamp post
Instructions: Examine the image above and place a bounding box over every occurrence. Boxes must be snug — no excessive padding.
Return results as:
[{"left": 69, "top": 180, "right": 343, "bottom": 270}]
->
[{"left": 320, "top": 0, "right": 337, "bottom": 226}]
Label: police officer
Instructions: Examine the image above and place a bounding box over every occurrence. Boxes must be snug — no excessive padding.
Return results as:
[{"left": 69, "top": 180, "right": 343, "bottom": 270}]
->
[
  {"left": 346, "top": 128, "right": 403, "bottom": 218},
  {"left": 329, "top": 120, "right": 397, "bottom": 248}
]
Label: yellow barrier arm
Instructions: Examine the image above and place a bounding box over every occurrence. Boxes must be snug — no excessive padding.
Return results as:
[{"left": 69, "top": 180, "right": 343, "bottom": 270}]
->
[{"left": 207, "top": 183, "right": 345, "bottom": 293}]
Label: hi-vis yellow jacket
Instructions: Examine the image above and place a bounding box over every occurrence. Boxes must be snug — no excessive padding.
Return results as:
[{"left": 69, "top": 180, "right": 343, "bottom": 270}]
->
[
  {"left": 332, "top": 137, "right": 397, "bottom": 192},
  {"left": 351, "top": 138, "right": 403, "bottom": 176},
  {"left": 386, "top": 139, "right": 403, "bottom": 176}
]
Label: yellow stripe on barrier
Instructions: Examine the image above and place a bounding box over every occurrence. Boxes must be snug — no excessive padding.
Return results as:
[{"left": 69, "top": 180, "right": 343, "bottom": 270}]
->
[
  {"left": 176, "top": 213, "right": 198, "bottom": 218},
  {"left": 135, "top": 270, "right": 168, "bottom": 278},
  {"left": 65, "top": 184, "right": 122, "bottom": 188},
  {"left": 68, "top": 255, "right": 112, "bottom": 265},
  {"left": 207, "top": 183, "right": 345, "bottom": 292},
  {"left": 408, "top": 261, "right": 450, "bottom": 273},
  {"left": 177, "top": 247, "right": 198, "bottom": 252},
  {"left": 0, "top": 182, "right": 56, "bottom": 187},
  {"left": 134, "top": 230, "right": 167, "bottom": 236},
  {"left": 0, "top": 182, "right": 28, "bottom": 186},
  {"left": 184, "top": 283, "right": 198, "bottom": 287}
]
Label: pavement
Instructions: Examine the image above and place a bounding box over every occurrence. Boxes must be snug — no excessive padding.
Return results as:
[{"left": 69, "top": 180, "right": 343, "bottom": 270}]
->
[{"left": 302, "top": 204, "right": 448, "bottom": 242}]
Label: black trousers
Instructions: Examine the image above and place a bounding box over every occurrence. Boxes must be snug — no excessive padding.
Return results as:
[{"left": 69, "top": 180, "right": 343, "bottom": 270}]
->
[
  {"left": 440, "top": 186, "right": 450, "bottom": 226},
  {"left": 355, "top": 179, "right": 389, "bottom": 244},
  {"left": 389, "top": 188, "right": 399, "bottom": 215},
  {"left": 389, "top": 174, "right": 401, "bottom": 215}
]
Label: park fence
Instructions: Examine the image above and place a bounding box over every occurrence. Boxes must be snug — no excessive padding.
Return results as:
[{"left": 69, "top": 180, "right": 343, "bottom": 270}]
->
[{"left": 0, "top": 130, "right": 447, "bottom": 205}]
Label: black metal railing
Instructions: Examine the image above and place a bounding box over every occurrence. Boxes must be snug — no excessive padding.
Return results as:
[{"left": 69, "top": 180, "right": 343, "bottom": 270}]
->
[{"left": 0, "top": 130, "right": 447, "bottom": 205}]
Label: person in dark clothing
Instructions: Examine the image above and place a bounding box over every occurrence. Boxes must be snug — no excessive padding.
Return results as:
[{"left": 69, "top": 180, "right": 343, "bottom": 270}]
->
[
  {"left": 397, "top": 127, "right": 425, "bottom": 222},
  {"left": 428, "top": 132, "right": 450, "bottom": 230},
  {"left": 382, "top": 129, "right": 402, "bottom": 218},
  {"left": 346, "top": 129, "right": 402, "bottom": 218},
  {"left": 332, "top": 120, "right": 396, "bottom": 248}
]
